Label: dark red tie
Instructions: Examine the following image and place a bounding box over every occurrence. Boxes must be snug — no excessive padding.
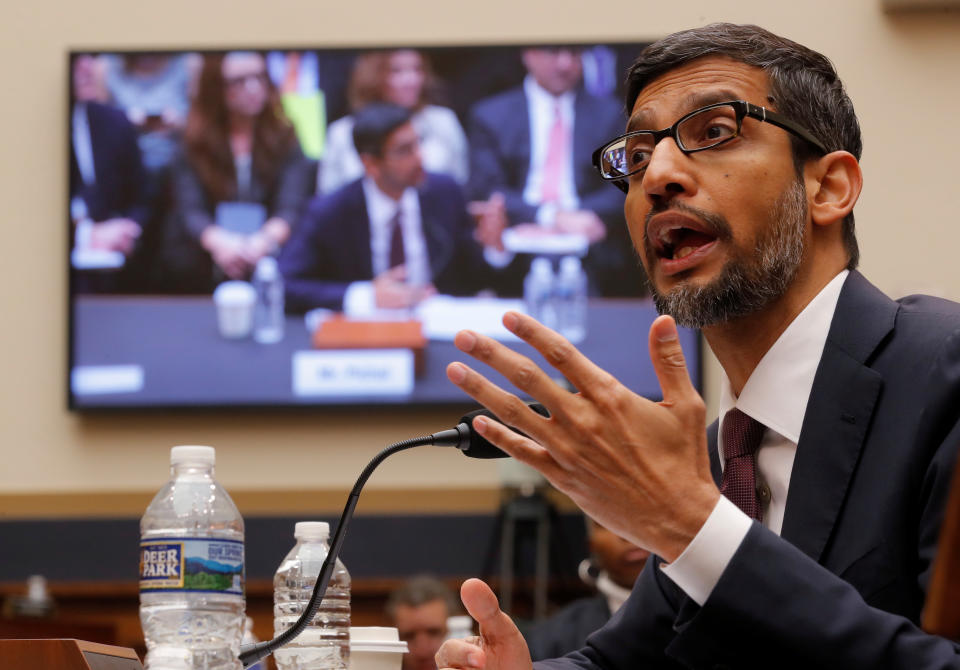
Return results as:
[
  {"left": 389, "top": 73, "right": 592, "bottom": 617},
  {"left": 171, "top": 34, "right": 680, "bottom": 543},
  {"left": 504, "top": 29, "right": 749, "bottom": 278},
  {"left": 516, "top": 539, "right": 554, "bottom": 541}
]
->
[
  {"left": 719, "top": 408, "right": 765, "bottom": 521},
  {"left": 388, "top": 209, "right": 405, "bottom": 269}
]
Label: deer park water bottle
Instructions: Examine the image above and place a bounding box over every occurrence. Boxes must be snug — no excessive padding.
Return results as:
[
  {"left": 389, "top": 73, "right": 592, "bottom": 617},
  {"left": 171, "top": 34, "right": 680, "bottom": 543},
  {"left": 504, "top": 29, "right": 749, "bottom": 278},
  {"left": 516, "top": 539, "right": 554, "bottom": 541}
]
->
[
  {"left": 139, "top": 446, "right": 245, "bottom": 670},
  {"left": 274, "top": 521, "right": 351, "bottom": 670}
]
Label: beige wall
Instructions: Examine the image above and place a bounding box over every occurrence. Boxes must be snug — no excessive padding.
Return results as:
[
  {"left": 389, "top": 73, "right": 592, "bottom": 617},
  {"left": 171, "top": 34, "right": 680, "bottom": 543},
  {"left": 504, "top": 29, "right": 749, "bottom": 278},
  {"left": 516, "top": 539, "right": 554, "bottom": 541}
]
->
[{"left": 1, "top": 0, "right": 958, "bottom": 515}]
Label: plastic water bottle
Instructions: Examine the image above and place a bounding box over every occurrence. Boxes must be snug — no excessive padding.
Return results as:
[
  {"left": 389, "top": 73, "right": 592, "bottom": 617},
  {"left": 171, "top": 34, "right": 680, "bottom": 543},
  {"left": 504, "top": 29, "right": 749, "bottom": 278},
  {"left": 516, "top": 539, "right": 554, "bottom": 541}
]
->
[
  {"left": 273, "top": 522, "right": 351, "bottom": 670},
  {"left": 556, "top": 256, "right": 588, "bottom": 343},
  {"left": 139, "top": 446, "right": 245, "bottom": 670},
  {"left": 445, "top": 615, "right": 474, "bottom": 640},
  {"left": 524, "top": 257, "right": 557, "bottom": 329},
  {"left": 253, "top": 256, "right": 284, "bottom": 343}
]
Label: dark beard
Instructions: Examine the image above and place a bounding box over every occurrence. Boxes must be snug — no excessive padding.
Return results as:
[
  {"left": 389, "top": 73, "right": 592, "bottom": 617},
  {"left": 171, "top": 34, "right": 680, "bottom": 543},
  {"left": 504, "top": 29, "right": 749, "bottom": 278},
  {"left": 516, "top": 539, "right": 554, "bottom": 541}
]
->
[{"left": 648, "top": 178, "right": 808, "bottom": 329}]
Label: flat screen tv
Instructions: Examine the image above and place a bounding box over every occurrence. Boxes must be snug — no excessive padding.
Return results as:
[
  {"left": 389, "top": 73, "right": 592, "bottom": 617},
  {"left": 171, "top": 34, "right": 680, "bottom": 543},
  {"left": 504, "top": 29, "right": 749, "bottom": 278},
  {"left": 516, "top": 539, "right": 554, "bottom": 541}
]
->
[{"left": 67, "top": 41, "right": 701, "bottom": 409}]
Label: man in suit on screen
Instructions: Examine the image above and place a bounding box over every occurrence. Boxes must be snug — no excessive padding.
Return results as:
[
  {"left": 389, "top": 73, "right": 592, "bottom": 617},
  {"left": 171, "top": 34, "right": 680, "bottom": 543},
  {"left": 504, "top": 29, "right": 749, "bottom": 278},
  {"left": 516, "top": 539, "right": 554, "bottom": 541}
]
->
[
  {"left": 437, "top": 23, "right": 960, "bottom": 669},
  {"left": 281, "top": 103, "right": 506, "bottom": 314}
]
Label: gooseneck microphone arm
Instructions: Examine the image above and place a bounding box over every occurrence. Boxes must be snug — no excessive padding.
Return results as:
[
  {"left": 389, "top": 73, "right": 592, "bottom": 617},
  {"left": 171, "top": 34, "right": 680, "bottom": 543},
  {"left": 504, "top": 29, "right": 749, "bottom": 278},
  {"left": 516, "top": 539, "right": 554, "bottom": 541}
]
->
[{"left": 238, "top": 423, "right": 472, "bottom": 669}]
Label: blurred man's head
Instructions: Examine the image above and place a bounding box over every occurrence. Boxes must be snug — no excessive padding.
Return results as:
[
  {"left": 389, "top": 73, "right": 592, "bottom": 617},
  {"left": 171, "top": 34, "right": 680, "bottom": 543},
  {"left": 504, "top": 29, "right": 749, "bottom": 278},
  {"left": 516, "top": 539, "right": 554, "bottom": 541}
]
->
[
  {"left": 354, "top": 103, "right": 425, "bottom": 198},
  {"left": 587, "top": 520, "right": 649, "bottom": 590},
  {"left": 522, "top": 47, "right": 583, "bottom": 96},
  {"left": 386, "top": 576, "right": 458, "bottom": 670}
]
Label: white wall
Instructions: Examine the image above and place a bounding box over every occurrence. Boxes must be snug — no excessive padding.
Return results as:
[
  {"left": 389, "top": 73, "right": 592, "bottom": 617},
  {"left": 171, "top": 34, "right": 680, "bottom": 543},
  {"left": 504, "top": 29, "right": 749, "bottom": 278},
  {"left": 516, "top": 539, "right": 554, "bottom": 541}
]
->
[{"left": 1, "top": 0, "right": 957, "bottom": 513}]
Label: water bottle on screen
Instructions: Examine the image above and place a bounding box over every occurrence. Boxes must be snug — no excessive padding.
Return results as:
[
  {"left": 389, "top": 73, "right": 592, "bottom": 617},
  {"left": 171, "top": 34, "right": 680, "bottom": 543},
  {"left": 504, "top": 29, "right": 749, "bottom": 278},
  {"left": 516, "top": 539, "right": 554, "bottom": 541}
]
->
[
  {"left": 139, "top": 446, "right": 245, "bottom": 670},
  {"left": 524, "top": 257, "right": 557, "bottom": 330},
  {"left": 556, "top": 256, "right": 588, "bottom": 343},
  {"left": 274, "top": 521, "right": 351, "bottom": 670},
  {"left": 253, "top": 255, "right": 284, "bottom": 344}
]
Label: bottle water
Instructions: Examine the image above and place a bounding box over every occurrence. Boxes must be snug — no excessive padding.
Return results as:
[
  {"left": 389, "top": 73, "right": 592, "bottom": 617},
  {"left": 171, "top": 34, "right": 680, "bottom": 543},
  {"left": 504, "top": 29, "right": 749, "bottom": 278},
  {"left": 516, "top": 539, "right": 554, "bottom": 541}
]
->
[
  {"left": 445, "top": 615, "right": 474, "bottom": 640},
  {"left": 524, "top": 257, "right": 557, "bottom": 330},
  {"left": 253, "top": 256, "right": 284, "bottom": 344},
  {"left": 274, "top": 522, "right": 350, "bottom": 670},
  {"left": 139, "top": 446, "right": 245, "bottom": 670},
  {"left": 556, "top": 256, "right": 588, "bottom": 343}
]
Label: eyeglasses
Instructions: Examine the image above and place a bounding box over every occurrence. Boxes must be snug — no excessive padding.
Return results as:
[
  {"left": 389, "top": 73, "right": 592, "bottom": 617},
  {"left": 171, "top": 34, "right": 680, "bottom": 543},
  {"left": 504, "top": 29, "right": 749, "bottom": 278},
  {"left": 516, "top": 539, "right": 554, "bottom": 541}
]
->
[
  {"left": 591, "top": 100, "right": 828, "bottom": 193},
  {"left": 225, "top": 71, "right": 267, "bottom": 89}
]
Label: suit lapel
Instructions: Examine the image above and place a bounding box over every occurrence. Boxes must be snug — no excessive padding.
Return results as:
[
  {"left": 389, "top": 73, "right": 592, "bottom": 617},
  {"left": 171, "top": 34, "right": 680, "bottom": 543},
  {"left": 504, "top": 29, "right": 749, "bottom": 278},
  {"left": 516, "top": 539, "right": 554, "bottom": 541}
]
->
[
  {"left": 417, "top": 179, "right": 454, "bottom": 279},
  {"left": 779, "top": 271, "right": 897, "bottom": 562},
  {"left": 349, "top": 182, "right": 374, "bottom": 279}
]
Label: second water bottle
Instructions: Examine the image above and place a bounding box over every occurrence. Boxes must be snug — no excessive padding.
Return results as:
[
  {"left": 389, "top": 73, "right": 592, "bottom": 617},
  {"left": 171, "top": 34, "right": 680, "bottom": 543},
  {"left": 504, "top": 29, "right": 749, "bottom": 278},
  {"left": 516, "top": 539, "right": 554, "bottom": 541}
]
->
[{"left": 273, "top": 522, "right": 351, "bottom": 670}]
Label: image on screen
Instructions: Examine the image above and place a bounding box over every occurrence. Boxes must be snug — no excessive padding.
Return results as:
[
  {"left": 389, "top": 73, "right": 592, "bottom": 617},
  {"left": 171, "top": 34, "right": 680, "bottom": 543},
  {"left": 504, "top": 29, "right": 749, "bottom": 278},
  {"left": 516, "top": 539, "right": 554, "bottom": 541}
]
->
[{"left": 67, "top": 41, "right": 701, "bottom": 409}]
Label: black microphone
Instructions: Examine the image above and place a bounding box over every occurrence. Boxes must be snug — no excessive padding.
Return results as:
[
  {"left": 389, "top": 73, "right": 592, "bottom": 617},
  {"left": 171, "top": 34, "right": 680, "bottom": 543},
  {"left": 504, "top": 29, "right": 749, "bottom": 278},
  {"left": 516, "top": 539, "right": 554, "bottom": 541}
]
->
[
  {"left": 446, "top": 403, "right": 550, "bottom": 459},
  {"left": 238, "top": 406, "right": 548, "bottom": 668}
]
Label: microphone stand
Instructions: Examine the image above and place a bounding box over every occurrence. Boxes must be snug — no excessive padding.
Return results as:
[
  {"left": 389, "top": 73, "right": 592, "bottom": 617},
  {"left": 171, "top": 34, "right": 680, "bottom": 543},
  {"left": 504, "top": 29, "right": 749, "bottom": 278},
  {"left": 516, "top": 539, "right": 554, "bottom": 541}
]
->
[{"left": 239, "top": 424, "right": 470, "bottom": 669}]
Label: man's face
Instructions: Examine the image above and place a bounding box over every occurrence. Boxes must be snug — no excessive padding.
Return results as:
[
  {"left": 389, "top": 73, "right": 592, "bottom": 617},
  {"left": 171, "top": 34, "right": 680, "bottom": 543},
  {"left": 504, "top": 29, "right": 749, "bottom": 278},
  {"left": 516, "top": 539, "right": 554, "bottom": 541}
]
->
[
  {"left": 367, "top": 122, "right": 425, "bottom": 193},
  {"left": 393, "top": 599, "right": 448, "bottom": 670},
  {"left": 522, "top": 48, "right": 582, "bottom": 96},
  {"left": 623, "top": 57, "right": 811, "bottom": 328},
  {"left": 589, "top": 524, "right": 650, "bottom": 591}
]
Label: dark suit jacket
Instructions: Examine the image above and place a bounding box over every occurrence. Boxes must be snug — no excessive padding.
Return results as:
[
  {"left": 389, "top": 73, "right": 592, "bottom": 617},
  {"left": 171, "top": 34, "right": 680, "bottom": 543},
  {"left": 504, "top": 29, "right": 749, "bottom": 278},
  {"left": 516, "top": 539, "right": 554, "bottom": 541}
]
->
[
  {"left": 526, "top": 595, "right": 612, "bottom": 661},
  {"left": 467, "top": 86, "right": 645, "bottom": 298},
  {"left": 279, "top": 174, "right": 496, "bottom": 312},
  {"left": 537, "top": 271, "right": 960, "bottom": 669},
  {"left": 70, "top": 102, "right": 149, "bottom": 293},
  {"left": 70, "top": 102, "right": 147, "bottom": 226}
]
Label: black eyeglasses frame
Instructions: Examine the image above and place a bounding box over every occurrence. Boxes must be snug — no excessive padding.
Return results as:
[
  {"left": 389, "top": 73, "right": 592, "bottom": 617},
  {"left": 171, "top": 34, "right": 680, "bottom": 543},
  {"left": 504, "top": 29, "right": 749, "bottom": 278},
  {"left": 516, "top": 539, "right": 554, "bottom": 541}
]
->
[{"left": 591, "top": 100, "right": 829, "bottom": 193}]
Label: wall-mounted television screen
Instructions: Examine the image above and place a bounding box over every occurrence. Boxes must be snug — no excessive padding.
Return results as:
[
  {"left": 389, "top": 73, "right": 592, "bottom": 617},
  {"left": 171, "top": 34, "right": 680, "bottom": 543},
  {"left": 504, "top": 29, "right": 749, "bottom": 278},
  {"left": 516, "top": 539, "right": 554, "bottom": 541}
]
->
[{"left": 68, "top": 41, "right": 701, "bottom": 409}]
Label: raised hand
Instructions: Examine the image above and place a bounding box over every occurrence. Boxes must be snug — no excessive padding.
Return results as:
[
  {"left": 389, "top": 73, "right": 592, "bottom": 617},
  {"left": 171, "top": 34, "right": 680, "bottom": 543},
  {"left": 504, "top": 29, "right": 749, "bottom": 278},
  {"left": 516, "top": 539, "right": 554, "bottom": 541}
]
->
[
  {"left": 445, "top": 312, "right": 720, "bottom": 562},
  {"left": 436, "top": 579, "right": 532, "bottom": 670}
]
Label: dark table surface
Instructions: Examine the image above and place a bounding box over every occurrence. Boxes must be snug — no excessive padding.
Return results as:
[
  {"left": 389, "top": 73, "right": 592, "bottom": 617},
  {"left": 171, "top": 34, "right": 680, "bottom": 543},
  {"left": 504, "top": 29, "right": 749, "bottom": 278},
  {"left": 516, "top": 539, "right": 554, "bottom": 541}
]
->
[{"left": 70, "top": 296, "right": 700, "bottom": 408}]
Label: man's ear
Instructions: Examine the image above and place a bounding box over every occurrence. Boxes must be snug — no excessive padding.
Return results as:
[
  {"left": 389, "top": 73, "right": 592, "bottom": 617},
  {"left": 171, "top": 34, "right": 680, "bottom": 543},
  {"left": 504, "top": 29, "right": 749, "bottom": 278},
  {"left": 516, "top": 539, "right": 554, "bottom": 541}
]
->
[
  {"left": 359, "top": 152, "right": 380, "bottom": 181},
  {"left": 805, "top": 151, "right": 862, "bottom": 228}
]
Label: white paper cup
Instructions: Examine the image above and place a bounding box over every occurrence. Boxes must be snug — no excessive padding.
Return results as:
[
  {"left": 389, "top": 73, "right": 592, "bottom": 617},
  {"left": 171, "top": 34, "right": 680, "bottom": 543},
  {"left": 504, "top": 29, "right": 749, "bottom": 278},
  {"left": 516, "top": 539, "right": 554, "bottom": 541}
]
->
[
  {"left": 213, "top": 281, "right": 256, "bottom": 339},
  {"left": 349, "top": 627, "right": 409, "bottom": 670}
]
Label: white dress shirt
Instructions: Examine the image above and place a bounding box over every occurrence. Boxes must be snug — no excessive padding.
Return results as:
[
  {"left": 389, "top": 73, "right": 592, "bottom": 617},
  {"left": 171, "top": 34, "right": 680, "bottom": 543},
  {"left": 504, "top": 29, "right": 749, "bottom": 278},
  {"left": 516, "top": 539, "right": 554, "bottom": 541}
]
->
[
  {"left": 660, "top": 269, "right": 850, "bottom": 605},
  {"left": 522, "top": 76, "right": 579, "bottom": 225},
  {"left": 342, "top": 178, "right": 430, "bottom": 316}
]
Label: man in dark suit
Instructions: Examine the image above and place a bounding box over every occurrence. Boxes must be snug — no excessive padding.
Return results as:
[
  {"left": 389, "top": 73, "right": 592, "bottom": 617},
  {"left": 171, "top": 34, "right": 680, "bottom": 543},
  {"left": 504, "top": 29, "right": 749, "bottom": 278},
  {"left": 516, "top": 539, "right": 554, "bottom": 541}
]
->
[
  {"left": 467, "top": 48, "right": 645, "bottom": 298},
  {"left": 70, "top": 54, "right": 148, "bottom": 292},
  {"left": 437, "top": 24, "right": 960, "bottom": 669},
  {"left": 281, "top": 103, "right": 503, "bottom": 313}
]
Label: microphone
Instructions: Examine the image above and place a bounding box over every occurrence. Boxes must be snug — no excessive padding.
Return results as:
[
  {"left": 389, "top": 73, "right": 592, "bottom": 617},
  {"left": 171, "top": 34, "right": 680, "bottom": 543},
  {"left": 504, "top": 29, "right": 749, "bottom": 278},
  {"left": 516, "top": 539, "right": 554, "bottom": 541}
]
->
[
  {"left": 446, "top": 403, "right": 550, "bottom": 459},
  {"left": 238, "top": 404, "right": 548, "bottom": 668}
]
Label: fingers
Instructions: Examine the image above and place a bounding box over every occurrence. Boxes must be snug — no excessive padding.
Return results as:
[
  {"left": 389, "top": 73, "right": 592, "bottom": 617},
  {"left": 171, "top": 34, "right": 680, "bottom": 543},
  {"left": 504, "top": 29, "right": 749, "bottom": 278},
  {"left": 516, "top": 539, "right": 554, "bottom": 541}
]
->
[
  {"left": 436, "top": 638, "right": 485, "bottom": 670},
  {"left": 461, "top": 578, "right": 525, "bottom": 647},
  {"left": 647, "top": 315, "right": 698, "bottom": 407},
  {"left": 500, "top": 311, "right": 618, "bottom": 400},
  {"left": 449, "top": 327, "right": 568, "bottom": 414}
]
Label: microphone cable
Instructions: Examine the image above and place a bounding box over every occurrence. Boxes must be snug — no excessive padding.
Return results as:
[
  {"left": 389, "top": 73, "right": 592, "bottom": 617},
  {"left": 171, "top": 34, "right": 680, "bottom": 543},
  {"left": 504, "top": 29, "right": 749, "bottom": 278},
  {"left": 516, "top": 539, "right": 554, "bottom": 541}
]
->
[{"left": 239, "top": 424, "right": 470, "bottom": 668}]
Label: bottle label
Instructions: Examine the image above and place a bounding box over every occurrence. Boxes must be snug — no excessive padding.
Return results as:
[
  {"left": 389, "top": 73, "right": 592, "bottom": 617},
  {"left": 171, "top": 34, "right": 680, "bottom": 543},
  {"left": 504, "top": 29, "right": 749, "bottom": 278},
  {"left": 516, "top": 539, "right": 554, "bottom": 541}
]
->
[{"left": 139, "top": 538, "right": 244, "bottom": 596}]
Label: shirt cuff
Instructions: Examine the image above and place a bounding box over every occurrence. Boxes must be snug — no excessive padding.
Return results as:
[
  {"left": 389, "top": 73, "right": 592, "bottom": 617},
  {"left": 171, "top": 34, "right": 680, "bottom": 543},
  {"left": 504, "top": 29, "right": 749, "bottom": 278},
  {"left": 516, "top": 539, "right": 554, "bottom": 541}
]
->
[
  {"left": 659, "top": 495, "right": 753, "bottom": 606},
  {"left": 343, "top": 281, "right": 374, "bottom": 317}
]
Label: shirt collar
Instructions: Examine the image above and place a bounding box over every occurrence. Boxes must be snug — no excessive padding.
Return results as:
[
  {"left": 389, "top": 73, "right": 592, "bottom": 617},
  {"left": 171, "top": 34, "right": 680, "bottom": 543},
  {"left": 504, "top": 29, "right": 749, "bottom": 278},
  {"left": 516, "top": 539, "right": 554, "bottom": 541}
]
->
[
  {"left": 361, "top": 177, "right": 416, "bottom": 225},
  {"left": 523, "top": 75, "right": 576, "bottom": 115},
  {"left": 718, "top": 269, "right": 849, "bottom": 444}
]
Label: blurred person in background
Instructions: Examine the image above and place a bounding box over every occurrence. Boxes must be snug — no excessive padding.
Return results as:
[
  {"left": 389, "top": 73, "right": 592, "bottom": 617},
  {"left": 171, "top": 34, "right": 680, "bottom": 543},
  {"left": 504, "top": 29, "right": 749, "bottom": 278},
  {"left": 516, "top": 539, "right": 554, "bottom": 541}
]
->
[
  {"left": 319, "top": 49, "right": 468, "bottom": 194},
  {"left": 70, "top": 54, "right": 148, "bottom": 292},
  {"left": 467, "top": 47, "right": 646, "bottom": 297},
  {"left": 386, "top": 576, "right": 459, "bottom": 670},
  {"left": 281, "top": 103, "right": 507, "bottom": 314},
  {"left": 163, "top": 51, "right": 312, "bottom": 292},
  {"left": 524, "top": 518, "right": 649, "bottom": 660}
]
